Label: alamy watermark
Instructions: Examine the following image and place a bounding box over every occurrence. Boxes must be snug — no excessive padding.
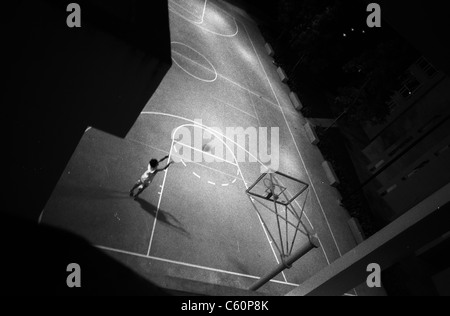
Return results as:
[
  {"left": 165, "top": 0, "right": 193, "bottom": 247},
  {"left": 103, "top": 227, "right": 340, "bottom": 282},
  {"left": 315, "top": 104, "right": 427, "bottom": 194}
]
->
[
  {"left": 66, "top": 3, "right": 81, "bottom": 28},
  {"left": 66, "top": 263, "right": 81, "bottom": 288},
  {"left": 366, "top": 263, "right": 382, "bottom": 288},
  {"left": 65, "top": 3, "right": 381, "bottom": 29},
  {"left": 367, "top": 3, "right": 381, "bottom": 28},
  {"left": 172, "top": 119, "right": 280, "bottom": 173}
]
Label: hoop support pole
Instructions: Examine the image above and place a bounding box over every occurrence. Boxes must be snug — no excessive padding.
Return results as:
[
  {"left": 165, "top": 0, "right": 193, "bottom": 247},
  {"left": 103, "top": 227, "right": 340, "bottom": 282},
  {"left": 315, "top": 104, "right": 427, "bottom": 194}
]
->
[{"left": 249, "top": 234, "right": 320, "bottom": 291}]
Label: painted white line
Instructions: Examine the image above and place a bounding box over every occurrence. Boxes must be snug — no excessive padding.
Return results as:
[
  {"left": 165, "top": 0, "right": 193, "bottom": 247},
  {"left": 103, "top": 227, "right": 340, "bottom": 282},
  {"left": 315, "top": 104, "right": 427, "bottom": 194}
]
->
[
  {"left": 207, "top": 0, "right": 243, "bottom": 23},
  {"left": 173, "top": 123, "right": 235, "bottom": 164},
  {"left": 232, "top": 179, "right": 237, "bottom": 184},
  {"left": 222, "top": 183, "right": 229, "bottom": 187},
  {"left": 244, "top": 63, "right": 317, "bottom": 240},
  {"left": 301, "top": 209, "right": 314, "bottom": 231},
  {"left": 168, "top": 2, "right": 239, "bottom": 38},
  {"left": 172, "top": 124, "right": 243, "bottom": 189},
  {"left": 146, "top": 138, "right": 175, "bottom": 257},
  {"left": 96, "top": 245, "right": 299, "bottom": 287},
  {"left": 128, "top": 135, "right": 240, "bottom": 181},
  {"left": 126, "top": 135, "right": 243, "bottom": 182},
  {"left": 140, "top": 112, "right": 288, "bottom": 282},
  {"left": 171, "top": 47, "right": 217, "bottom": 75},
  {"left": 234, "top": 47, "right": 264, "bottom": 128},
  {"left": 180, "top": 156, "right": 241, "bottom": 181},
  {"left": 171, "top": 46, "right": 291, "bottom": 116},
  {"left": 168, "top": 0, "right": 203, "bottom": 23},
  {"left": 247, "top": 196, "right": 288, "bottom": 283},
  {"left": 219, "top": 72, "right": 299, "bottom": 119},
  {"left": 217, "top": 73, "right": 280, "bottom": 111},
  {"left": 169, "top": 0, "right": 207, "bottom": 24},
  {"left": 242, "top": 23, "right": 343, "bottom": 258},
  {"left": 173, "top": 124, "right": 240, "bottom": 188},
  {"left": 171, "top": 43, "right": 218, "bottom": 83},
  {"left": 171, "top": 153, "right": 243, "bottom": 181},
  {"left": 247, "top": 86, "right": 262, "bottom": 127},
  {"left": 173, "top": 140, "right": 237, "bottom": 166},
  {"left": 211, "top": 96, "right": 258, "bottom": 120},
  {"left": 200, "top": 0, "right": 207, "bottom": 23},
  {"left": 193, "top": 172, "right": 201, "bottom": 179},
  {"left": 219, "top": 2, "right": 257, "bottom": 26}
]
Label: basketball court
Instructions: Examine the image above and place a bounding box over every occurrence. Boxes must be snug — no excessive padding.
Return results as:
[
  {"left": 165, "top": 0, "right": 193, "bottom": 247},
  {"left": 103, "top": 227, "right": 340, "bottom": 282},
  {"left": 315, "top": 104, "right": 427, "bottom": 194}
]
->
[{"left": 40, "top": 0, "right": 360, "bottom": 295}]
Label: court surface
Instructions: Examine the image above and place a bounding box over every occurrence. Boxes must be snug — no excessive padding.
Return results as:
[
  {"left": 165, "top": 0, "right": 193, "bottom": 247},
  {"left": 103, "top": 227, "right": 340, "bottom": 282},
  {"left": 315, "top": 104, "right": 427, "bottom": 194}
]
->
[{"left": 41, "top": 0, "right": 361, "bottom": 295}]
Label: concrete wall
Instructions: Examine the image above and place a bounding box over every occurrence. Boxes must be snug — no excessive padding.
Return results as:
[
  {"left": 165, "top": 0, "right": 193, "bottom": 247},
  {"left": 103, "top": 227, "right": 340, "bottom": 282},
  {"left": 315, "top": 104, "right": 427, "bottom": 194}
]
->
[
  {"left": 360, "top": 74, "right": 450, "bottom": 220},
  {"left": 363, "top": 76, "right": 450, "bottom": 176},
  {"left": 363, "top": 66, "right": 445, "bottom": 143}
]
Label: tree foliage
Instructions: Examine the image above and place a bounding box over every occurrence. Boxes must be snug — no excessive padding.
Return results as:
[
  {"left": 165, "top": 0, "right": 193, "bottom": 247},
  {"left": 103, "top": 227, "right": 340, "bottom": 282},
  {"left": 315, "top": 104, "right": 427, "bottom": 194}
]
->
[{"left": 336, "top": 38, "right": 418, "bottom": 124}]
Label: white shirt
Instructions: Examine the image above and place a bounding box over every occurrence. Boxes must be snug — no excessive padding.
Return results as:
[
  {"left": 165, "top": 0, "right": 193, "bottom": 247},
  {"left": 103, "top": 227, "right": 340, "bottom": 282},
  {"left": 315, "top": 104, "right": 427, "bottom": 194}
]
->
[{"left": 140, "top": 166, "right": 157, "bottom": 184}]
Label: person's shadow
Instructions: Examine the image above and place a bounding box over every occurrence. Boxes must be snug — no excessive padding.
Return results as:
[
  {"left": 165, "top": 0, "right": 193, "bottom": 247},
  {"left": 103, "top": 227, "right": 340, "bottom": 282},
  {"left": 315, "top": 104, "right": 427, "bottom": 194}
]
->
[
  {"left": 134, "top": 197, "right": 190, "bottom": 238},
  {"left": 53, "top": 184, "right": 190, "bottom": 237}
]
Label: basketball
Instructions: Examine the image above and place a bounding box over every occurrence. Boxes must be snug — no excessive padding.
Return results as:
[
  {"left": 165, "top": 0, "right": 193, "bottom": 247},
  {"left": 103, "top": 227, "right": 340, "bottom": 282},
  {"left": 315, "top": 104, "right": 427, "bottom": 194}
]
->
[{"left": 202, "top": 144, "right": 211, "bottom": 152}]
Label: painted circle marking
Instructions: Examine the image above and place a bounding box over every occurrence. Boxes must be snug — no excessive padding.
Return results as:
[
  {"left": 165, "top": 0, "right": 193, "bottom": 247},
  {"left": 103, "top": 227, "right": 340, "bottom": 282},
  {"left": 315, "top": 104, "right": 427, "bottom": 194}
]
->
[
  {"left": 171, "top": 42, "right": 218, "bottom": 82},
  {"left": 171, "top": 123, "right": 240, "bottom": 187}
]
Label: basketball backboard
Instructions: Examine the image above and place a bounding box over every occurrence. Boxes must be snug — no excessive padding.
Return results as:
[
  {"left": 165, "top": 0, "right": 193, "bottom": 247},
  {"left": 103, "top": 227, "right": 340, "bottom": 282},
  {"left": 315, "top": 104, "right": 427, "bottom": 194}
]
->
[{"left": 246, "top": 171, "right": 309, "bottom": 206}]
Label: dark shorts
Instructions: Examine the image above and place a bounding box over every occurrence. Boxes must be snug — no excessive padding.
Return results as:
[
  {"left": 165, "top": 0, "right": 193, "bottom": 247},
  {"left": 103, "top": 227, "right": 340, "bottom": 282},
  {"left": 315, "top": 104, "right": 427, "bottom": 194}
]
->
[{"left": 136, "top": 179, "right": 150, "bottom": 189}]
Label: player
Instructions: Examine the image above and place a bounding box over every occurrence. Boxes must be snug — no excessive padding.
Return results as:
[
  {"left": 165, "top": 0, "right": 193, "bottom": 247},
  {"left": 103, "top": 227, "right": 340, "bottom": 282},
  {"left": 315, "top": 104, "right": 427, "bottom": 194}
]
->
[{"left": 130, "top": 155, "right": 174, "bottom": 199}]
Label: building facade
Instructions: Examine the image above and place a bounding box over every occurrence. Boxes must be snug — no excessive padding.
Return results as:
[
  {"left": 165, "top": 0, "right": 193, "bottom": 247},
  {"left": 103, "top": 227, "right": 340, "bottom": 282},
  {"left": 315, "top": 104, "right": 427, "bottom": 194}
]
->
[{"left": 361, "top": 57, "right": 450, "bottom": 222}]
